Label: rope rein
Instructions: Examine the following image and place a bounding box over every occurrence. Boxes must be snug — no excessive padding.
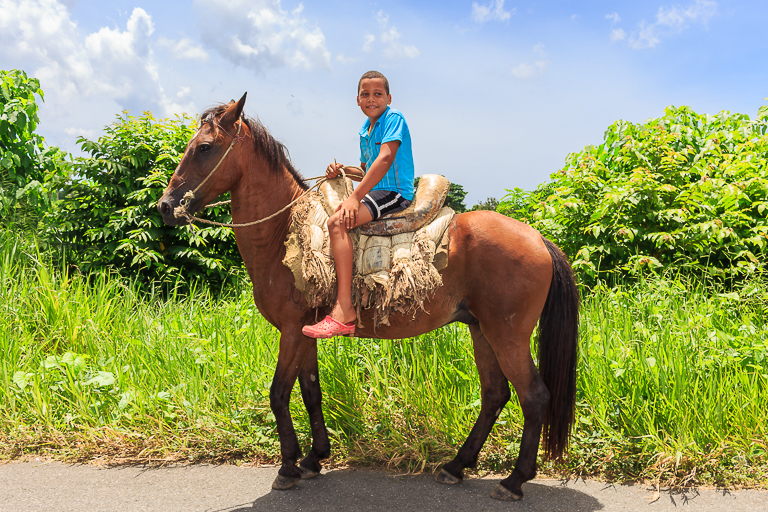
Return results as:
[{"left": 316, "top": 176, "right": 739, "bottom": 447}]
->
[{"left": 172, "top": 124, "right": 359, "bottom": 228}]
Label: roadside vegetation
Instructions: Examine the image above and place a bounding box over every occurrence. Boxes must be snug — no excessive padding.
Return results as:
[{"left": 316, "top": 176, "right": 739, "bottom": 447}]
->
[
  {"left": 1, "top": 65, "right": 767, "bottom": 488},
  {"left": 2, "top": 233, "right": 767, "bottom": 487},
  {"left": 500, "top": 104, "right": 768, "bottom": 285}
]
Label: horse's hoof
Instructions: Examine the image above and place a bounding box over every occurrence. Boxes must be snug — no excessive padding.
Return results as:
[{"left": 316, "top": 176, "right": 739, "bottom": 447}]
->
[
  {"left": 298, "top": 464, "right": 319, "bottom": 480},
  {"left": 491, "top": 484, "right": 522, "bottom": 501},
  {"left": 435, "top": 469, "right": 462, "bottom": 485},
  {"left": 271, "top": 474, "right": 300, "bottom": 490}
]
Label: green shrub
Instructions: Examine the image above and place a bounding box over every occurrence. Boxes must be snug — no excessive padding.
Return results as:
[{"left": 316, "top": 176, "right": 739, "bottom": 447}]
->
[
  {"left": 469, "top": 197, "right": 499, "bottom": 212},
  {"left": 501, "top": 105, "right": 768, "bottom": 283},
  {"left": 44, "top": 111, "right": 244, "bottom": 291},
  {"left": 0, "top": 68, "right": 66, "bottom": 229}
]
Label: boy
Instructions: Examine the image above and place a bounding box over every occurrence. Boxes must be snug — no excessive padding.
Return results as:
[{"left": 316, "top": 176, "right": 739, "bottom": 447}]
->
[{"left": 302, "top": 70, "right": 415, "bottom": 338}]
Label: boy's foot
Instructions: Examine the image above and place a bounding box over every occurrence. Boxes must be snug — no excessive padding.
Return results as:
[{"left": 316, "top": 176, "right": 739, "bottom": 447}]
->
[{"left": 302, "top": 315, "right": 356, "bottom": 338}]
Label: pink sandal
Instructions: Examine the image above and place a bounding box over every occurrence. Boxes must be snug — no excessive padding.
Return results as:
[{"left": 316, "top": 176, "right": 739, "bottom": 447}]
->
[{"left": 302, "top": 316, "right": 356, "bottom": 338}]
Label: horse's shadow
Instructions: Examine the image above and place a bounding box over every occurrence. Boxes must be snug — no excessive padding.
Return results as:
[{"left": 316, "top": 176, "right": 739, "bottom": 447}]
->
[{"left": 222, "top": 469, "right": 603, "bottom": 512}]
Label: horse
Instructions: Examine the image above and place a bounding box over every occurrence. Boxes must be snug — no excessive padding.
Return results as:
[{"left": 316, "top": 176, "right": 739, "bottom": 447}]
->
[{"left": 157, "top": 94, "right": 579, "bottom": 501}]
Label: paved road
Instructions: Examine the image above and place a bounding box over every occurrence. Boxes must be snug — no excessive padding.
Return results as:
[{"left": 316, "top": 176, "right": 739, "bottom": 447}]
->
[{"left": 1, "top": 461, "right": 765, "bottom": 511}]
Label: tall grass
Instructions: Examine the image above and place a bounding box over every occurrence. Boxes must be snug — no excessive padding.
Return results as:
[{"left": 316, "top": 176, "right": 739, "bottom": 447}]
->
[
  {"left": 573, "top": 277, "right": 768, "bottom": 486},
  {"left": 1, "top": 231, "right": 766, "bottom": 487}
]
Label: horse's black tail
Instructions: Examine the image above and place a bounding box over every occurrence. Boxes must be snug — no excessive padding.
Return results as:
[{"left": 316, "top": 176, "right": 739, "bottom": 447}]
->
[{"left": 538, "top": 237, "right": 580, "bottom": 460}]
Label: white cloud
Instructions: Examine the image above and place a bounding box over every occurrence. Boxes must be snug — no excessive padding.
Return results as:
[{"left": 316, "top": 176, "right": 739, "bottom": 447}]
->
[
  {"left": 511, "top": 44, "right": 549, "bottom": 79},
  {"left": 364, "top": 10, "right": 419, "bottom": 60},
  {"left": 606, "top": 12, "right": 626, "bottom": 42},
  {"left": 64, "top": 126, "right": 96, "bottom": 140},
  {"left": 629, "top": 0, "right": 717, "bottom": 49},
  {"left": 0, "top": 0, "right": 92, "bottom": 95},
  {"left": 472, "top": 0, "right": 514, "bottom": 23},
  {"left": 336, "top": 53, "right": 357, "bottom": 65},
  {"left": 193, "top": 0, "right": 331, "bottom": 71},
  {"left": 610, "top": 28, "right": 626, "bottom": 41},
  {"left": 0, "top": 0, "right": 185, "bottom": 117},
  {"left": 362, "top": 34, "right": 376, "bottom": 53},
  {"left": 511, "top": 60, "right": 548, "bottom": 79},
  {"left": 159, "top": 37, "right": 209, "bottom": 61}
]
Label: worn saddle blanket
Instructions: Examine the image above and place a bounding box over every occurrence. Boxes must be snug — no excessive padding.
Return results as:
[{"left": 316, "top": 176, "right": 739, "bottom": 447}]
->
[{"left": 282, "top": 176, "right": 454, "bottom": 328}]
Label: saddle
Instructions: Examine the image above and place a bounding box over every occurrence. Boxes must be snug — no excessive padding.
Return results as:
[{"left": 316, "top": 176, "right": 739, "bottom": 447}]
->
[{"left": 283, "top": 174, "right": 454, "bottom": 327}]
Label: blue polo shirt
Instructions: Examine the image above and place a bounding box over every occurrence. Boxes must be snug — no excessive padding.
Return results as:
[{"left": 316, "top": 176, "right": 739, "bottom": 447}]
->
[{"left": 359, "top": 107, "right": 415, "bottom": 201}]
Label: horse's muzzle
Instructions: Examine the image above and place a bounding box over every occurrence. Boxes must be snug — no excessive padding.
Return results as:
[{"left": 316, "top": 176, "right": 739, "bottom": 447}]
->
[{"left": 157, "top": 195, "right": 188, "bottom": 226}]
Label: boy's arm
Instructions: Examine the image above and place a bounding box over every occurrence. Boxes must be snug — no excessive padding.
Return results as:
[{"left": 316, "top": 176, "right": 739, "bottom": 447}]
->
[
  {"left": 335, "top": 141, "right": 399, "bottom": 229},
  {"left": 349, "top": 141, "right": 399, "bottom": 200}
]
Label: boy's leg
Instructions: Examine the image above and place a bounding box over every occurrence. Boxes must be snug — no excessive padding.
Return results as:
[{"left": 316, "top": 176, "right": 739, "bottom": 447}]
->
[{"left": 327, "top": 205, "right": 373, "bottom": 324}]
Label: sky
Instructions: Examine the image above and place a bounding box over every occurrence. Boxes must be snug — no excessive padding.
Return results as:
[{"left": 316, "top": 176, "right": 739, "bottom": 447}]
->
[{"left": 1, "top": 0, "right": 767, "bottom": 205}]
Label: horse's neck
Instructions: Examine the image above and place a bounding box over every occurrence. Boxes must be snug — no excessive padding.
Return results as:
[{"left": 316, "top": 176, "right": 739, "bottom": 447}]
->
[{"left": 230, "top": 165, "right": 303, "bottom": 274}]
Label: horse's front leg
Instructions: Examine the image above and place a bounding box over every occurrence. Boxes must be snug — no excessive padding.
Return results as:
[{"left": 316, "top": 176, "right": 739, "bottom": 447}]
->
[
  {"left": 270, "top": 329, "right": 314, "bottom": 490},
  {"left": 297, "top": 342, "right": 331, "bottom": 479}
]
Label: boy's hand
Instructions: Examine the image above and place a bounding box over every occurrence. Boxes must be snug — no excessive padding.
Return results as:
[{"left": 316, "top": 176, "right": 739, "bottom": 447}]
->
[
  {"left": 326, "top": 162, "right": 344, "bottom": 179},
  {"left": 336, "top": 196, "right": 360, "bottom": 230}
]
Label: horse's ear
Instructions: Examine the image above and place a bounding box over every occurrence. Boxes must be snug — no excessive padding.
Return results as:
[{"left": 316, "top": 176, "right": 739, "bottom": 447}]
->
[{"left": 221, "top": 92, "right": 247, "bottom": 127}]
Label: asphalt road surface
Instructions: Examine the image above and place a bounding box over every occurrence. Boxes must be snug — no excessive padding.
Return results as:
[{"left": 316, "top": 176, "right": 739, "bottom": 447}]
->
[{"left": 1, "top": 461, "right": 766, "bottom": 511}]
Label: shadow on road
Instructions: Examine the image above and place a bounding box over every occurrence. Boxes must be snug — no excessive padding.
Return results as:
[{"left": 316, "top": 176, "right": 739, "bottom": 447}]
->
[{"left": 224, "top": 469, "right": 603, "bottom": 512}]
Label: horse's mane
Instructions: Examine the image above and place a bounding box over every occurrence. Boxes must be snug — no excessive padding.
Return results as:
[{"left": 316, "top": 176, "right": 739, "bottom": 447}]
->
[{"left": 200, "top": 105, "right": 308, "bottom": 191}]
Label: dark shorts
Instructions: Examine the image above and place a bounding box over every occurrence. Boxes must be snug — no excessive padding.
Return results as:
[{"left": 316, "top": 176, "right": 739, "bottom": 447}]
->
[{"left": 361, "top": 190, "right": 412, "bottom": 220}]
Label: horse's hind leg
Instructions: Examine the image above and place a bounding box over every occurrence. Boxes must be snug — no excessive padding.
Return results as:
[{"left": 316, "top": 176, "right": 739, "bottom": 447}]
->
[
  {"left": 297, "top": 343, "right": 331, "bottom": 478},
  {"left": 436, "top": 323, "right": 511, "bottom": 485},
  {"left": 490, "top": 336, "right": 550, "bottom": 501}
]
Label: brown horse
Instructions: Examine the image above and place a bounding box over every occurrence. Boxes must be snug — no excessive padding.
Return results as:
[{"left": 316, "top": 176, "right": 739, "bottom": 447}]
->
[{"left": 158, "top": 94, "right": 579, "bottom": 501}]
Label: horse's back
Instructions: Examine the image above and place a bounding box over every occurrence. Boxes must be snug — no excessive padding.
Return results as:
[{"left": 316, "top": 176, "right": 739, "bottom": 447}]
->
[{"left": 448, "top": 210, "right": 552, "bottom": 284}]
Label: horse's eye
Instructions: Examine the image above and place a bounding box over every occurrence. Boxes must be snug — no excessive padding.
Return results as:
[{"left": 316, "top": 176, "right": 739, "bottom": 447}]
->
[{"left": 199, "top": 143, "right": 212, "bottom": 153}]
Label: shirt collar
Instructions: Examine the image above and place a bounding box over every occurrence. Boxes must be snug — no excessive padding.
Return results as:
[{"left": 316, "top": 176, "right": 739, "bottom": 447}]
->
[{"left": 359, "top": 106, "right": 391, "bottom": 137}]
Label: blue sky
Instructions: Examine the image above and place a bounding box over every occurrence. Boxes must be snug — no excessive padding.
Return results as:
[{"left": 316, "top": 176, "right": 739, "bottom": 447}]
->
[{"left": 1, "top": 0, "right": 766, "bottom": 205}]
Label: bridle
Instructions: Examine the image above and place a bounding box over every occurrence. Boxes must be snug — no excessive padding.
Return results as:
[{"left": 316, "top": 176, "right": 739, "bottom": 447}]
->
[
  {"left": 173, "top": 119, "right": 245, "bottom": 221},
  {"left": 170, "top": 118, "right": 349, "bottom": 229}
]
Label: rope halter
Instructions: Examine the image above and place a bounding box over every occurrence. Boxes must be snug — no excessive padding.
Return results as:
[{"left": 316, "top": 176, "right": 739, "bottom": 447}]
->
[
  {"left": 173, "top": 119, "right": 244, "bottom": 221},
  {"left": 170, "top": 118, "right": 361, "bottom": 229}
]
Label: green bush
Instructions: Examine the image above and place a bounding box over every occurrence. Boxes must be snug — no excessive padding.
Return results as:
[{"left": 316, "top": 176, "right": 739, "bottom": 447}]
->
[
  {"left": 501, "top": 105, "right": 768, "bottom": 283},
  {"left": 469, "top": 197, "right": 499, "bottom": 212},
  {"left": 0, "top": 68, "right": 66, "bottom": 229},
  {"left": 45, "top": 111, "right": 244, "bottom": 291}
]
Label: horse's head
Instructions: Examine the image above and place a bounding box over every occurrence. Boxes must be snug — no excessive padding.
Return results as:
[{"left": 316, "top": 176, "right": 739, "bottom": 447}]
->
[{"left": 158, "top": 93, "right": 249, "bottom": 226}]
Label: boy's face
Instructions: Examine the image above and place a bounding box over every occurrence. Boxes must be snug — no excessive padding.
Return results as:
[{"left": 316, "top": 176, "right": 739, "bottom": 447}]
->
[{"left": 357, "top": 78, "right": 391, "bottom": 121}]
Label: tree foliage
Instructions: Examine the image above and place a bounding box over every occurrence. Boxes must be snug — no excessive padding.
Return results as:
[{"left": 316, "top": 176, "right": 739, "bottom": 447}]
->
[
  {"left": 470, "top": 197, "right": 499, "bottom": 212},
  {"left": 446, "top": 183, "right": 468, "bottom": 213},
  {"left": 501, "top": 105, "right": 768, "bottom": 283},
  {"left": 0, "top": 68, "right": 65, "bottom": 228},
  {"left": 45, "top": 111, "right": 244, "bottom": 290}
]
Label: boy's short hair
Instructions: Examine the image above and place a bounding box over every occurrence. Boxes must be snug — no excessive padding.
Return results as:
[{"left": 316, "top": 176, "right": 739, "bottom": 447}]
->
[{"left": 358, "top": 71, "right": 390, "bottom": 95}]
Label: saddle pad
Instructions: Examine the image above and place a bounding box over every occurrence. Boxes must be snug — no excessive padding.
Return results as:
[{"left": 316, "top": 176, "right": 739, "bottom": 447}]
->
[{"left": 282, "top": 193, "right": 454, "bottom": 328}]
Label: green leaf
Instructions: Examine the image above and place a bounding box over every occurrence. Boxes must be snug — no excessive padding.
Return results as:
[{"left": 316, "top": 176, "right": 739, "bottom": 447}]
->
[
  {"left": 85, "top": 371, "right": 116, "bottom": 387},
  {"left": 12, "top": 371, "right": 35, "bottom": 391}
]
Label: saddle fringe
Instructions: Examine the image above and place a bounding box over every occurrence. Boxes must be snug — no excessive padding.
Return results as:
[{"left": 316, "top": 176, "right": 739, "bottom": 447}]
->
[{"left": 283, "top": 192, "right": 453, "bottom": 329}]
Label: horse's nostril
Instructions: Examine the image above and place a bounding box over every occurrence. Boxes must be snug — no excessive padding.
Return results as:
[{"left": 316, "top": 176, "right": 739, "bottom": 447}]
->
[{"left": 160, "top": 201, "right": 171, "bottom": 215}]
